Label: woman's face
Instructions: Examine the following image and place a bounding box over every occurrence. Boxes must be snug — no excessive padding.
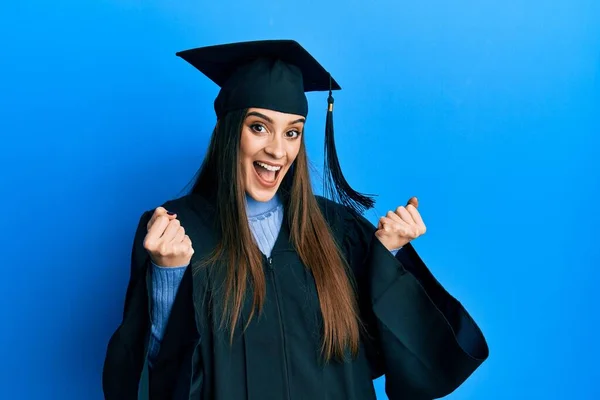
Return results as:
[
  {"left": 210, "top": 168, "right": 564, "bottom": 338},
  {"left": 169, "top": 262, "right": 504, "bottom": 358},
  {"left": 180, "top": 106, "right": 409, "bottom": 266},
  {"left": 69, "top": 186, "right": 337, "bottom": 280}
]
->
[{"left": 240, "top": 107, "right": 305, "bottom": 202}]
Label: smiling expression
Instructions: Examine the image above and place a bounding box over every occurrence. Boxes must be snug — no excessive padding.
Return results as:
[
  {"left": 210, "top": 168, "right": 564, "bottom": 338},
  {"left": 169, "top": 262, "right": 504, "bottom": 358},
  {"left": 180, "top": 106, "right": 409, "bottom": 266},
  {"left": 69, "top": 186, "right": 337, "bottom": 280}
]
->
[{"left": 240, "top": 108, "right": 305, "bottom": 202}]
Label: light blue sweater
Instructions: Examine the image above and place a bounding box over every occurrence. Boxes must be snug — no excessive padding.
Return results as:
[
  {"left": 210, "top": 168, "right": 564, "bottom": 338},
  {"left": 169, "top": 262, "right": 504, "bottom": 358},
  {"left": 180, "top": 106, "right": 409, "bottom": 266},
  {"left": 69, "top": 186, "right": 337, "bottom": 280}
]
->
[{"left": 147, "top": 194, "right": 399, "bottom": 363}]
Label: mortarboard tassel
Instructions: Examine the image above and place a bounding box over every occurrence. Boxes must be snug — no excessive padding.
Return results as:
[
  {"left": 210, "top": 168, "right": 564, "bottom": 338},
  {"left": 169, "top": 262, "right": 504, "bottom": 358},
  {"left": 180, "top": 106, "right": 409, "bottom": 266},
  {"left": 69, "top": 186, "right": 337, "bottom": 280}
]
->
[{"left": 323, "top": 76, "right": 376, "bottom": 215}]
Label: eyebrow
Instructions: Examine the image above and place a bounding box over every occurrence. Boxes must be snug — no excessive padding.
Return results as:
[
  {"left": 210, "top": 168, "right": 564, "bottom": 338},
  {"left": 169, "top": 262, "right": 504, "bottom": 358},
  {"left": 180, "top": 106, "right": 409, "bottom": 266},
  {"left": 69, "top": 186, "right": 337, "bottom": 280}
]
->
[{"left": 246, "top": 111, "right": 305, "bottom": 125}]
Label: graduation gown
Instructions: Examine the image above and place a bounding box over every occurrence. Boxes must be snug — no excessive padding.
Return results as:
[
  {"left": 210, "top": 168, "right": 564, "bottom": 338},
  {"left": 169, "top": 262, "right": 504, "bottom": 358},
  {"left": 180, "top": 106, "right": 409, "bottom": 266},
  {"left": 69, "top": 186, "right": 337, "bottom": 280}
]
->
[{"left": 102, "top": 193, "right": 489, "bottom": 400}]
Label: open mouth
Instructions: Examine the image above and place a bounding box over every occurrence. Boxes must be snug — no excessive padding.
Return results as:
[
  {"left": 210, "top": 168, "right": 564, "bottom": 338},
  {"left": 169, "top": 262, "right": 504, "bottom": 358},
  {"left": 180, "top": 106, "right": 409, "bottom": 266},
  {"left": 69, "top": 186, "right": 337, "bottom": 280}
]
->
[{"left": 253, "top": 161, "right": 282, "bottom": 186}]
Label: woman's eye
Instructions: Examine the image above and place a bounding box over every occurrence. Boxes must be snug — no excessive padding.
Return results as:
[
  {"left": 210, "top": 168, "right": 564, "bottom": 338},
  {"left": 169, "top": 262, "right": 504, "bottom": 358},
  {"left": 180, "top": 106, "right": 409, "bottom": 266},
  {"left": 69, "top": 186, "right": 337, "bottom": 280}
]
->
[
  {"left": 286, "top": 130, "right": 300, "bottom": 139},
  {"left": 250, "top": 124, "right": 267, "bottom": 133}
]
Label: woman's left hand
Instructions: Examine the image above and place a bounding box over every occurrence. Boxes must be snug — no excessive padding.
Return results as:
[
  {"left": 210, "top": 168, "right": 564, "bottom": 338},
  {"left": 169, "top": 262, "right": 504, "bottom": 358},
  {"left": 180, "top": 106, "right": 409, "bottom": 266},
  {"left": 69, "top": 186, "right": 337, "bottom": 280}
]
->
[{"left": 375, "top": 197, "right": 427, "bottom": 251}]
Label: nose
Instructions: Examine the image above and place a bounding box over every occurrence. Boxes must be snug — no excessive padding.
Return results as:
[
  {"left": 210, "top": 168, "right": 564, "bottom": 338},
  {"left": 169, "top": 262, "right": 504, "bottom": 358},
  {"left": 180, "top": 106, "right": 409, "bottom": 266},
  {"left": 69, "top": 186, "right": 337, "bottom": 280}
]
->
[{"left": 264, "top": 135, "right": 285, "bottom": 159}]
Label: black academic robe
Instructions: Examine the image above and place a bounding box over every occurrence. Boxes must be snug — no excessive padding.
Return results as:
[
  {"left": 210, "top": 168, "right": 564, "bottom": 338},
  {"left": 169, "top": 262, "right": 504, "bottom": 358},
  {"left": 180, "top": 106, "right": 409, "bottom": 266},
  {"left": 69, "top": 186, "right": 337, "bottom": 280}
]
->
[{"left": 102, "top": 193, "right": 489, "bottom": 400}]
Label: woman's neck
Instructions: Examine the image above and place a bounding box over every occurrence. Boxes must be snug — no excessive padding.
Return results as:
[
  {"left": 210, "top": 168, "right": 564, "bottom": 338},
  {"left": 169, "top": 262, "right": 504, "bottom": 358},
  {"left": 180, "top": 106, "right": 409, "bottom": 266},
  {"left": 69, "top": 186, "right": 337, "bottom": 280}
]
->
[{"left": 245, "top": 192, "right": 282, "bottom": 218}]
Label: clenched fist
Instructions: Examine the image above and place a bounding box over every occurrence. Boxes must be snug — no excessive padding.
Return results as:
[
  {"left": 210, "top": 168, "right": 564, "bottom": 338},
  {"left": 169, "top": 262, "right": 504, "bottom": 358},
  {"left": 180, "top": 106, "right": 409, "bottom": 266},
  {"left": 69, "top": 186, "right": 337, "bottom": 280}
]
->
[
  {"left": 143, "top": 207, "right": 194, "bottom": 267},
  {"left": 375, "top": 197, "right": 427, "bottom": 251}
]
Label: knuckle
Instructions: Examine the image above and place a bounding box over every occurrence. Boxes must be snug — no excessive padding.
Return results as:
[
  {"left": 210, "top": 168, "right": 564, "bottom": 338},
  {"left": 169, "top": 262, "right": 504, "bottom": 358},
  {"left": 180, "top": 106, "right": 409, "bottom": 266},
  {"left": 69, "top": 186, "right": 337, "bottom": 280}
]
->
[
  {"left": 158, "top": 244, "right": 170, "bottom": 256},
  {"left": 171, "top": 243, "right": 182, "bottom": 255}
]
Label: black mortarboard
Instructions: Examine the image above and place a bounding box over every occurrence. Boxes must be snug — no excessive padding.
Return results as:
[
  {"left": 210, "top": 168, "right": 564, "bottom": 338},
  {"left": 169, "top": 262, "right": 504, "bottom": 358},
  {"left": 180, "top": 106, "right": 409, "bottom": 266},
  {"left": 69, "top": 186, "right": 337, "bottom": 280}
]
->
[{"left": 176, "top": 39, "right": 375, "bottom": 214}]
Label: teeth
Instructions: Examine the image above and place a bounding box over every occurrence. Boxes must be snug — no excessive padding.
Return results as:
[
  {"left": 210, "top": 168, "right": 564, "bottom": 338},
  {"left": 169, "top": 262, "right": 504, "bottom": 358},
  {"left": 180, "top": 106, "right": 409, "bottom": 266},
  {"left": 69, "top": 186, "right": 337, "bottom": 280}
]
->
[{"left": 256, "top": 161, "right": 281, "bottom": 172}]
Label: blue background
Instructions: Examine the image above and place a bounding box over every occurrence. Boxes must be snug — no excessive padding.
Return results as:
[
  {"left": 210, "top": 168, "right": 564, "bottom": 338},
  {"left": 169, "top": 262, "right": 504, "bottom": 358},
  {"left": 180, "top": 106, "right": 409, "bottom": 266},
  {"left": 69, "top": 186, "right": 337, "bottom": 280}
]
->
[{"left": 1, "top": 0, "right": 598, "bottom": 398}]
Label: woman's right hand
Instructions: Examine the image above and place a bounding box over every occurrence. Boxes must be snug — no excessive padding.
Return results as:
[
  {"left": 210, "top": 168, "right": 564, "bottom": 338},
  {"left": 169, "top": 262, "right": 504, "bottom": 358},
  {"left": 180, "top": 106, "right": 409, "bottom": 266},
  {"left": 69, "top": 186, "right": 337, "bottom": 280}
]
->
[{"left": 143, "top": 207, "right": 195, "bottom": 267}]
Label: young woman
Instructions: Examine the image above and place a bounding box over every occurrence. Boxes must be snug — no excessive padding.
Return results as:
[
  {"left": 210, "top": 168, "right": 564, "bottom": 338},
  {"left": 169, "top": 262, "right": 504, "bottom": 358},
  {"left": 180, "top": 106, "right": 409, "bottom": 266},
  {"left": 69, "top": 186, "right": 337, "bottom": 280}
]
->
[{"left": 103, "top": 40, "right": 489, "bottom": 400}]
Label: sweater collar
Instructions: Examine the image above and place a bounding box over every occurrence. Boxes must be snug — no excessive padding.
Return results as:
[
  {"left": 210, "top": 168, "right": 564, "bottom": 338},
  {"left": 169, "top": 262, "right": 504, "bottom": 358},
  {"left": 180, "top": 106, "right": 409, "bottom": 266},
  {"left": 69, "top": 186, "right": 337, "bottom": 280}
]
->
[{"left": 245, "top": 192, "right": 283, "bottom": 218}]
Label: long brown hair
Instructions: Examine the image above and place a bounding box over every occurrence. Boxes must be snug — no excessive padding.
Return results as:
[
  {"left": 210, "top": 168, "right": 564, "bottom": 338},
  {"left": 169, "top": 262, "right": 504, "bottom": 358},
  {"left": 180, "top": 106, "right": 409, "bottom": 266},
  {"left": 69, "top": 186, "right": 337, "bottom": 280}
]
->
[{"left": 190, "top": 109, "right": 360, "bottom": 360}]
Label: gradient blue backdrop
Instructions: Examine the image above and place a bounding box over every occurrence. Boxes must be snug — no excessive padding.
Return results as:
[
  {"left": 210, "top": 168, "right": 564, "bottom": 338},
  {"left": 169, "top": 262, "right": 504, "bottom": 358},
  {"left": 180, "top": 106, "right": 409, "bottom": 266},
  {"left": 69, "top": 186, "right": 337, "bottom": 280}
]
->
[{"left": 1, "top": 0, "right": 598, "bottom": 398}]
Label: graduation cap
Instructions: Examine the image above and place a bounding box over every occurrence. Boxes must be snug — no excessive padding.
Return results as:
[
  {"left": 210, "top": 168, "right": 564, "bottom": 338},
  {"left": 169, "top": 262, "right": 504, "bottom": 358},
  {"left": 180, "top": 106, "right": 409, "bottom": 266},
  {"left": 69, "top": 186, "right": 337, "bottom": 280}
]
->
[{"left": 176, "top": 39, "right": 375, "bottom": 214}]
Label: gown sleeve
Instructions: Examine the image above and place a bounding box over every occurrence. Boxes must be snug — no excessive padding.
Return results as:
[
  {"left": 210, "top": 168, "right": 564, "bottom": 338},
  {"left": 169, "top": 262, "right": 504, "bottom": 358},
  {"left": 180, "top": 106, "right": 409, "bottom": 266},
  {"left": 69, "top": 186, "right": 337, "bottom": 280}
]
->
[
  {"left": 344, "top": 211, "right": 489, "bottom": 399},
  {"left": 103, "top": 210, "right": 154, "bottom": 399}
]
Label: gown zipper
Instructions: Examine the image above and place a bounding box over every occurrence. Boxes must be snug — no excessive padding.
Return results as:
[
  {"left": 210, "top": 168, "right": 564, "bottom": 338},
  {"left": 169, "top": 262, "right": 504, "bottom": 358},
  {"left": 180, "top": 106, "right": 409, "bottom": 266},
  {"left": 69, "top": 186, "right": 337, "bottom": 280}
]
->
[{"left": 268, "top": 256, "right": 292, "bottom": 400}]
